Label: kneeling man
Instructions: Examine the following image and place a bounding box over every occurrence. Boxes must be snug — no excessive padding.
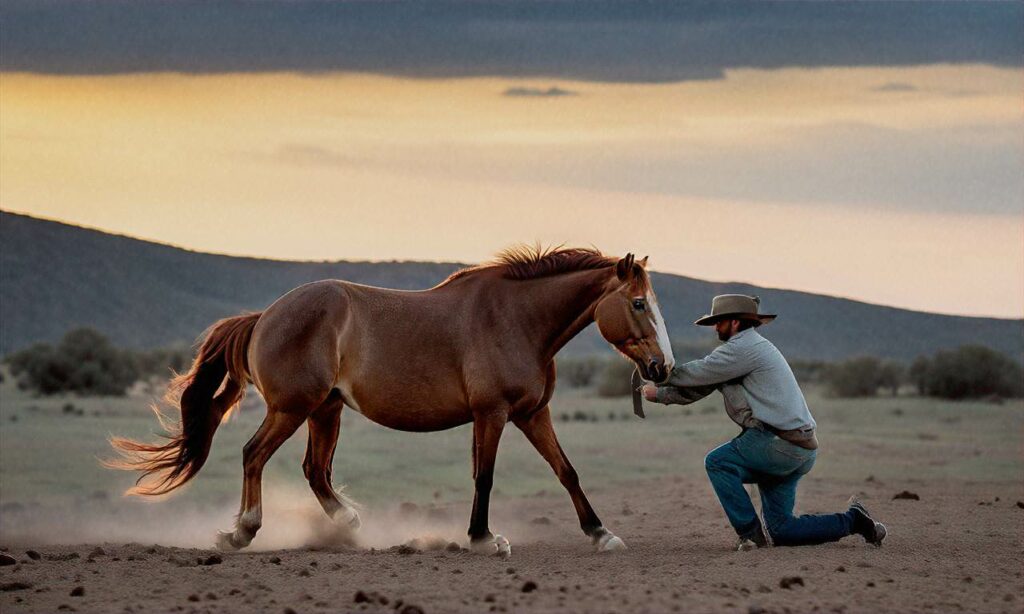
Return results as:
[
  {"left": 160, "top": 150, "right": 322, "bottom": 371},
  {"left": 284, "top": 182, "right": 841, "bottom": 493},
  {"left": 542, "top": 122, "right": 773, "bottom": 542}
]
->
[{"left": 642, "top": 294, "right": 887, "bottom": 550}]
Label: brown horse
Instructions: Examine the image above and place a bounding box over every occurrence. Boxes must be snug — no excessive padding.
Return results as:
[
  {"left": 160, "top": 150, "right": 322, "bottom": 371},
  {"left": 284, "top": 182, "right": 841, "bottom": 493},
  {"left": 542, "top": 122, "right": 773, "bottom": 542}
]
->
[{"left": 109, "top": 246, "right": 674, "bottom": 556}]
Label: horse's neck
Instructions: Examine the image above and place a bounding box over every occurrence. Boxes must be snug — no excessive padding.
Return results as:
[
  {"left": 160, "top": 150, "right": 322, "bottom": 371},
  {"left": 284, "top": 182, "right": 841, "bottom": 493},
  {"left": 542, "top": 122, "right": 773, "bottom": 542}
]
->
[{"left": 509, "top": 268, "right": 614, "bottom": 363}]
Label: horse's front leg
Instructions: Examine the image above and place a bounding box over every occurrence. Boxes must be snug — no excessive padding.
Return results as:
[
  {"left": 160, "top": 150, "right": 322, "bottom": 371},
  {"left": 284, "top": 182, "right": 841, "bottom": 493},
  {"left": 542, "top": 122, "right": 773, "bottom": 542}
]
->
[
  {"left": 468, "top": 410, "right": 511, "bottom": 558},
  {"left": 513, "top": 405, "right": 626, "bottom": 552}
]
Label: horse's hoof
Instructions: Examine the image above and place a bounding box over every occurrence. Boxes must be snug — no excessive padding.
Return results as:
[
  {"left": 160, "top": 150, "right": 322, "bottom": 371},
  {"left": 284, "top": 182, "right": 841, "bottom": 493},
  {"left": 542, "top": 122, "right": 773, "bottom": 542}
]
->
[
  {"left": 470, "top": 534, "right": 512, "bottom": 558},
  {"left": 596, "top": 532, "right": 627, "bottom": 552},
  {"left": 215, "top": 530, "right": 243, "bottom": 552},
  {"left": 336, "top": 506, "right": 361, "bottom": 531},
  {"left": 495, "top": 534, "right": 511, "bottom": 559}
]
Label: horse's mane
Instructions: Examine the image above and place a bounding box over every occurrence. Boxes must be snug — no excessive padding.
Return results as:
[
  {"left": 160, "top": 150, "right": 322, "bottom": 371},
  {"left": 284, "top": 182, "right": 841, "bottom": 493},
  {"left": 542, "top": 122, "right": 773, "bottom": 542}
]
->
[{"left": 443, "top": 244, "right": 648, "bottom": 287}]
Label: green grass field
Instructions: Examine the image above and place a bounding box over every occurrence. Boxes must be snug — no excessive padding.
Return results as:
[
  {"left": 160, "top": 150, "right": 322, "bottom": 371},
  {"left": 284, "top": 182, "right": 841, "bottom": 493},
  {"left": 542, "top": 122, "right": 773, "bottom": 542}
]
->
[{"left": 1, "top": 372, "right": 1020, "bottom": 516}]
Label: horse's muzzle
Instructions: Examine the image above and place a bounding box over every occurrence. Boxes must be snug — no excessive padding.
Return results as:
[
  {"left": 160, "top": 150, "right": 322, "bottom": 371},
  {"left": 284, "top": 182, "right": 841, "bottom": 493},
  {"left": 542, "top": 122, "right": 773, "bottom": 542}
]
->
[{"left": 644, "top": 358, "right": 668, "bottom": 384}]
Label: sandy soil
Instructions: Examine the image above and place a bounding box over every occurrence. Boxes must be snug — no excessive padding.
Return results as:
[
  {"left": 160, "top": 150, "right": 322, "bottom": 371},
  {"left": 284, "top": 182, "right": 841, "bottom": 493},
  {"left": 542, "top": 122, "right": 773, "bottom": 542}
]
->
[{"left": 2, "top": 472, "right": 1022, "bottom": 614}]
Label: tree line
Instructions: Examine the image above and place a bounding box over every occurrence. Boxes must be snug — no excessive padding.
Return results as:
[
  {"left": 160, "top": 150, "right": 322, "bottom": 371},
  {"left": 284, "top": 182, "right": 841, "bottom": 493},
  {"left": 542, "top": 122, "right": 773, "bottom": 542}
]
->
[
  {"left": 560, "top": 344, "right": 1022, "bottom": 401},
  {"left": 3, "top": 328, "right": 1021, "bottom": 401},
  {"left": 4, "top": 328, "right": 191, "bottom": 396}
]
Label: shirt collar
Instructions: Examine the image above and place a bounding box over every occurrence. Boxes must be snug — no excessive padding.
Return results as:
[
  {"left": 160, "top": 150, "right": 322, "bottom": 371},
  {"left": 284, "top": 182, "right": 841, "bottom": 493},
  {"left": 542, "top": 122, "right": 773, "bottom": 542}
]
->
[{"left": 728, "top": 328, "right": 759, "bottom": 343}]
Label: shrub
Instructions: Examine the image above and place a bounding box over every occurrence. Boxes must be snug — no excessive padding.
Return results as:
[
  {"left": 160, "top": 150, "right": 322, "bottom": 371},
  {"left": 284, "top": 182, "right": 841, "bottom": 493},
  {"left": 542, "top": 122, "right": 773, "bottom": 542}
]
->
[
  {"left": 922, "top": 345, "right": 1023, "bottom": 399},
  {"left": 822, "top": 356, "right": 886, "bottom": 398},
  {"left": 877, "top": 360, "right": 905, "bottom": 397},
  {"left": 596, "top": 357, "right": 637, "bottom": 398},
  {"left": 908, "top": 355, "right": 931, "bottom": 395},
  {"left": 4, "top": 328, "right": 194, "bottom": 396}
]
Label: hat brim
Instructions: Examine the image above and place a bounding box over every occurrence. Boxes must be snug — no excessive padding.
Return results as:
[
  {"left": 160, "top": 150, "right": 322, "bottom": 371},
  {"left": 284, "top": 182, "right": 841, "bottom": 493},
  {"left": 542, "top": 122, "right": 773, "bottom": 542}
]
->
[{"left": 694, "top": 313, "right": 777, "bottom": 327}]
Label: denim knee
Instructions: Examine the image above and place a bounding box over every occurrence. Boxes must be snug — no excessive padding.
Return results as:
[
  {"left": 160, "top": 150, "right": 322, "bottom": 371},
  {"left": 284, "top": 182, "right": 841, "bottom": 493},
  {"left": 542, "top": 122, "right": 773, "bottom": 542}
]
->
[{"left": 704, "top": 450, "right": 724, "bottom": 474}]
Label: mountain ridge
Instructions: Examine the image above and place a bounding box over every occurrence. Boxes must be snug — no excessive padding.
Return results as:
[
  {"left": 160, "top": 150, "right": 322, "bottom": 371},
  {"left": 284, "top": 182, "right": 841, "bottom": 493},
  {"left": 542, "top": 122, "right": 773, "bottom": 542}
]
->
[{"left": 2, "top": 210, "right": 1021, "bottom": 362}]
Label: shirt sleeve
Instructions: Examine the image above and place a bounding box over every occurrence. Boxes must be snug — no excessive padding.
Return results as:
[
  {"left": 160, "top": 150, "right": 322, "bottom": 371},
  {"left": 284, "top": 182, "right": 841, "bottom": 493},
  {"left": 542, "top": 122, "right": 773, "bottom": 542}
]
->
[
  {"left": 654, "top": 384, "right": 717, "bottom": 405},
  {"left": 660, "top": 342, "right": 754, "bottom": 387}
]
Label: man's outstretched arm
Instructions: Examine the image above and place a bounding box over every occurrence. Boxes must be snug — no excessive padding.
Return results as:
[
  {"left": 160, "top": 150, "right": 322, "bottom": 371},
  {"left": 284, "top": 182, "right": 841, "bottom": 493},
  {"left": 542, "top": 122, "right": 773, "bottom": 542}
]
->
[
  {"left": 661, "top": 342, "right": 754, "bottom": 388},
  {"left": 649, "top": 384, "right": 717, "bottom": 405}
]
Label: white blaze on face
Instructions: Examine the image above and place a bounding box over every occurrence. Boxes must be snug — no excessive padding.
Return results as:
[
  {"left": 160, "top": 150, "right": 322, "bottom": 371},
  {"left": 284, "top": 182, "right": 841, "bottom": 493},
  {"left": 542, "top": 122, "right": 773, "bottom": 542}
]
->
[{"left": 646, "top": 290, "right": 675, "bottom": 369}]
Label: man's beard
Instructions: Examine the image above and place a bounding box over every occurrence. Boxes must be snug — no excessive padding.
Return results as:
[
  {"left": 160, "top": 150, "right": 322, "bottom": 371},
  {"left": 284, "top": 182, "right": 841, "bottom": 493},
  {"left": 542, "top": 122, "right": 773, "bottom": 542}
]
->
[{"left": 717, "top": 329, "right": 730, "bottom": 342}]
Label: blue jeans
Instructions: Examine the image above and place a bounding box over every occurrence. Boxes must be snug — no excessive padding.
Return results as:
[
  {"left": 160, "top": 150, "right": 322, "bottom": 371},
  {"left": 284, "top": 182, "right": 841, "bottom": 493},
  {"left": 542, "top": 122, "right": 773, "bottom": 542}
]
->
[{"left": 705, "top": 428, "right": 855, "bottom": 546}]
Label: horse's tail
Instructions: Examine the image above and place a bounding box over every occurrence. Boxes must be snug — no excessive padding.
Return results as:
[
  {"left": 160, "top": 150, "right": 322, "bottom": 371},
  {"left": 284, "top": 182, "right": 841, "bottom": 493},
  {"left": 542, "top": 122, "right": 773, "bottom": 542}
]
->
[{"left": 106, "top": 312, "right": 262, "bottom": 496}]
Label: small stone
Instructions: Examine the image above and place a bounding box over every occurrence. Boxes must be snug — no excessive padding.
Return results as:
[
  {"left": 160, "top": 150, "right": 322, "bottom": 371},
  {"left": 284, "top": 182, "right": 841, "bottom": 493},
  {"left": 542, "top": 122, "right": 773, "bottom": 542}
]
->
[
  {"left": 836, "top": 566, "right": 846, "bottom": 572},
  {"left": 1016, "top": 501, "right": 1024, "bottom": 509},
  {"left": 70, "top": 586, "right": 85, "bottom": 597},
  {"left": 354, "top": 591, "right": 370, "bottom": 603},
  {"left": 1, "top": 582, "right": 34, "bottom": 592},
  {"left": 521, "top": 581, "right": 538, "bottom": 593},
  {"left": 892, "top": 491, "right": 920, "bottom": 501},
  {"left": 201, "top": 554, "right": 222, "bottom": 566},
  {"left": 268, "top": 556, "right": 282, "bottom": 565},
  {"left": 866, "top": 581, "right": 875, "bottom": 587},
  {"left": 25, "top": 550, "right": 42, "bottom": 561},
  {"left": 779, "top": 576, "right": 804, "bottom": 590},
  {"left": 283, "top": 609, "right": 298, "bottom": 614},
  {"left": 399, "top": 606, "right": 424, "bottom": 614},
  {"left": 445, "top": 542, "right": 462, "bottom": 552},
  {"left": 88, "top": 547, "right": 106, "bottom": 558},
  {"left": 484, "top": 594, "right": 496, "bottom": 602},
  {"left": 0, "top": 554, "right": 16, "bottom": 566}
]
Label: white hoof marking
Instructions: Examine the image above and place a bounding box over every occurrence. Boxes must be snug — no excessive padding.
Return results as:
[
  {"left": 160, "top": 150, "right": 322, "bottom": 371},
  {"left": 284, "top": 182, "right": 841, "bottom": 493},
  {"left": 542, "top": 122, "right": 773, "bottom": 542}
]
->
[
  {"left": 495, "top": 534, "right": 512, "bottom": 559},
  {"left": 334, "top": 506, "right": 361, "bottom": 531},
  {"left": 470, "top": 534, "right": 512, "bottom": 558},
  {"left": 215, "top": 530, "right": 244, "bottom": 552},
  {"left": 597, "top": 532, "right": 627, "bottom": 552}
]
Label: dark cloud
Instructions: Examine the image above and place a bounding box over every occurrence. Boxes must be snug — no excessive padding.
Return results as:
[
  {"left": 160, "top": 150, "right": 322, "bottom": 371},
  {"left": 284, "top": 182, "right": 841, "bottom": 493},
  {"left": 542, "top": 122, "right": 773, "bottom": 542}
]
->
[
  {"left": 502, "top": 86, "right": 578, "bottom": 97},
  {"left": 1, "top": 1, "right": 1020, "bottom": 81},
  {"left": 871, "top": 82, "right": 919, "bottom": 93}
]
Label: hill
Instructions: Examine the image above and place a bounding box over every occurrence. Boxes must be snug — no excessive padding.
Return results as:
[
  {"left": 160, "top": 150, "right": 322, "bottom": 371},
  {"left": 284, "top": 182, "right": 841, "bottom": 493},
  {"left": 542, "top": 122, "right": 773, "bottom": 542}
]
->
[{"left": 1, "top": 211, "right": 1020, "bottom": 362}]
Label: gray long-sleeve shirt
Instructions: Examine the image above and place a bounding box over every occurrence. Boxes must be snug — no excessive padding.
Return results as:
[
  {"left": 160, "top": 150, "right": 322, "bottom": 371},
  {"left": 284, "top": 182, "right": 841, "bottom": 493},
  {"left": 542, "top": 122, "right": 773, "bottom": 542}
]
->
[{"left": 656, "top": 328, "right": 815, "bottom": 431}]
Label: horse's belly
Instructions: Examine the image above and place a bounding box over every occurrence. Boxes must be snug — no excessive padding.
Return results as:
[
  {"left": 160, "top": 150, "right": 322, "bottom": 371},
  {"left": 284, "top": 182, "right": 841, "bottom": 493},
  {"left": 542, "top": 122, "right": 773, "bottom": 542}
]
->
[{"left": 340, "top": 387, "right": 472, "bottom": 432}]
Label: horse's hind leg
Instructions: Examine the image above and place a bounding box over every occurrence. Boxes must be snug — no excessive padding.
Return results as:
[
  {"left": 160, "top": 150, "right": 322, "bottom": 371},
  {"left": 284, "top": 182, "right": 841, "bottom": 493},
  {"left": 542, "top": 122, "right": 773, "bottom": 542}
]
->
[
  {"left": 302, "top": 392, "right": 360, "bottom": 529},
  {"left": 216, "top": 406, "right": 307, "bottom": 550},
  {"left": 514, "top": 406, "right": 626, "bottom": 552}
]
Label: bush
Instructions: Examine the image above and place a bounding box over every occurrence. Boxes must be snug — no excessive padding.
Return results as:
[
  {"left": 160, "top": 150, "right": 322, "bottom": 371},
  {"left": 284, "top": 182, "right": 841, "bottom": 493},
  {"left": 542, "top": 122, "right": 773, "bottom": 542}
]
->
[
  {"left": 822, "top": 356, "right": 887, "bottom": 398},
  {"left": 596, "top": 357, "right": 637, "bottom": 398},
  {"left": 919, "top": 345, "right": 1023, "bottom": 399},
  {"left": 877, "top": 360, "right": 905, "bottom": 397},
  {"left": 4, "top": 328, "right": 194, "bottom": 396},
  {"left": 908, "top": 355, "right": 931, "bottom": 395},
  {"left": 555, "top": 356, "right": 606, "bottom": 388}
]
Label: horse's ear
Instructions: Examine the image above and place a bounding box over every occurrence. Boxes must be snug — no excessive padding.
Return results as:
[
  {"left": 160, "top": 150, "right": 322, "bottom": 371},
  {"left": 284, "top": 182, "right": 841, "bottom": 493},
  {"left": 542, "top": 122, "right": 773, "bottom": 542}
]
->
[
  {"left": 638, "top": 256, "right": 649, "bottom": 268},
  {"left": 616, "top": 253, "right": 635, "bottom": 281}
]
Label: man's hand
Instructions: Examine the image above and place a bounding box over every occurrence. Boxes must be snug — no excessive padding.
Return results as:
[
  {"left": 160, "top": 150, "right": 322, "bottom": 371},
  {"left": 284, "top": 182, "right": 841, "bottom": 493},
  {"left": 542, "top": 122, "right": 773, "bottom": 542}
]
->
[{"left": 641, "top": 383, "right": 659, "bottom": 402}]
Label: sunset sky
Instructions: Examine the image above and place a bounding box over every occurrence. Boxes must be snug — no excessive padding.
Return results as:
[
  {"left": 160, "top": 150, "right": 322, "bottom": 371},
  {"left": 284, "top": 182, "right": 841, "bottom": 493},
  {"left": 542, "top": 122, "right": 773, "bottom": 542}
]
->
[{"left": 2, "top": 1, "right": 1021, "bottom": 318}]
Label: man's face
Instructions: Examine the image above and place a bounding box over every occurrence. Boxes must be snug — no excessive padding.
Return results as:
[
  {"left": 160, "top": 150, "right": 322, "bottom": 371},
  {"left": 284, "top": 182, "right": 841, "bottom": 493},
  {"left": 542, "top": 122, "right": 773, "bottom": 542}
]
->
[{"left": 715, "top": 319, "right": 739, "bottom": 341}]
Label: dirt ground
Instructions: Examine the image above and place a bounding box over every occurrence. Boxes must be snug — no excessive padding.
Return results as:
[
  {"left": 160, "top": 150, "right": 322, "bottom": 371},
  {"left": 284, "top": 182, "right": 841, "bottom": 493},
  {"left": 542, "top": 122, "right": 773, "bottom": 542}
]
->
[{"left": 2, "top": 471, "right": 1022, "bottom": 614}]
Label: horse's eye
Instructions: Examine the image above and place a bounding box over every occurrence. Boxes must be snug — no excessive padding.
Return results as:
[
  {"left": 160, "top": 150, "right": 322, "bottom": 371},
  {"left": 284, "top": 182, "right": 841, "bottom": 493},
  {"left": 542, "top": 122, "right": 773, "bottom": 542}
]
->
[{"left": 632, "top": 298, "right": 646, "bottom": 311}]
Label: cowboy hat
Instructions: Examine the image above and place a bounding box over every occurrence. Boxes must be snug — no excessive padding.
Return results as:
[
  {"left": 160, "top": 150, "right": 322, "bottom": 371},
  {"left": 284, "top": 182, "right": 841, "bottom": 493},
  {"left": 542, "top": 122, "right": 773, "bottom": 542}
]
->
[{"left": 694, "top": 294, "right": 777, "bottom": 326}]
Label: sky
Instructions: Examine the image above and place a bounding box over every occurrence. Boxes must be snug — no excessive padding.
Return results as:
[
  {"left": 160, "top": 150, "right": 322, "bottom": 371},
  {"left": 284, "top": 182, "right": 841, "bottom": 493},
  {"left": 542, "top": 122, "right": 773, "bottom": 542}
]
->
[{"left": 1, "top": 1, "right": 1022, "bottom": 318}]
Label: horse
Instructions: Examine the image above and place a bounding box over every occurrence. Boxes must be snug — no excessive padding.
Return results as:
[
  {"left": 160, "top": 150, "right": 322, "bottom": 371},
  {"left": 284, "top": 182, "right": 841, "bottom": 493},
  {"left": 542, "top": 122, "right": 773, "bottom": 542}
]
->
[{"left": 108, "top": 246, "right": 675, "bottom": 556}]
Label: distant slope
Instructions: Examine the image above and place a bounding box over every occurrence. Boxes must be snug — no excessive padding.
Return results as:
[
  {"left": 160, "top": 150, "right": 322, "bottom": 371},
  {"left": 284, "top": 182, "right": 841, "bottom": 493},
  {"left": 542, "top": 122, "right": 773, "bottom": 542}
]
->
[{"left": 1, "top": 211, "right": 1021, "bottom": 362}]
